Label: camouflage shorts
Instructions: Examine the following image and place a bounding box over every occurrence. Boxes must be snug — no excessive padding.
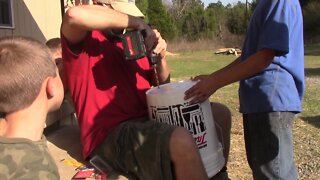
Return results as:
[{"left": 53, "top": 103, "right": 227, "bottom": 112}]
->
[{"left": 91, "top": 118, "right": 176, "bottom": 180}]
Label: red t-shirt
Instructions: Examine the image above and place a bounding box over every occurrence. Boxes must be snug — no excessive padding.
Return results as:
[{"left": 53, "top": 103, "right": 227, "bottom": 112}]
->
[{"left": 61, "top": 31, "right": 153, "bottom": 159}]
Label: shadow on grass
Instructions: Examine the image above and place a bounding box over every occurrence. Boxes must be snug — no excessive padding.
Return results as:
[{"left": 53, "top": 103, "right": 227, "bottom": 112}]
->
[
  {"left": 304, "top": 44, "right": 320, "bottom": 56},
  {"left": 304, "top": 51, "right": 320, "bottom": 56},
  {"left": 301, "top": 115, "right": 320, "bottom": 129},
  {"left": 305, "top": 68, "right": 320, "bottom": 77}
]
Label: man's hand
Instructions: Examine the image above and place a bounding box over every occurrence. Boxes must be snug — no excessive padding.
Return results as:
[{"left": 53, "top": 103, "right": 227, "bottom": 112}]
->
[
  {"left": 142, "top": 25, "right": 157, "bottom": 53},
  {"left": 148, "top": 28, "right": 170, "bottom": 85},
  {"left": 152, "top": 29, "right": 167, "bottom": 60}
]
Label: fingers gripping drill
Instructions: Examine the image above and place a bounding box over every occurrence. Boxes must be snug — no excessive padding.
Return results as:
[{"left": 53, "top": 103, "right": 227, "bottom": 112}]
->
[{"left": 120, "top": 29, "right": 160, "bottom": 86}]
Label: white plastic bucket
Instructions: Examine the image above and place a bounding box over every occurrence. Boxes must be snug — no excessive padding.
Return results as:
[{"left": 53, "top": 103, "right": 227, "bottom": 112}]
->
[{"left": 145, "top": 80, "right": 225, "bottom": 177}]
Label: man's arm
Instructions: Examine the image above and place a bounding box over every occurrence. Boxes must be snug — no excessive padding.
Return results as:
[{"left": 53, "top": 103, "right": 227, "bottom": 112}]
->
[{"left": 61, "top": 5, "right": 153, "bottom": 46}]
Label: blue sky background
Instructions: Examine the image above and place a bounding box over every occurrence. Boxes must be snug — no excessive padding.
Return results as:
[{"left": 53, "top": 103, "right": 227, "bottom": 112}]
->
[{"left": 202, "top": 0, "right": 251, "bottom": 7}]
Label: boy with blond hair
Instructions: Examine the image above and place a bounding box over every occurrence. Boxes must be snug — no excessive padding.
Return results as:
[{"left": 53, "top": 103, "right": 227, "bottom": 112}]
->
[
  {"left": 0, "top": 36, "right": 64, "bottom": 180},
  {"left": 46, "top": 37, "right": 76, "bottom": 127},
  {"left": 46, "top": 38, "right": 63, "bottom": 81}
]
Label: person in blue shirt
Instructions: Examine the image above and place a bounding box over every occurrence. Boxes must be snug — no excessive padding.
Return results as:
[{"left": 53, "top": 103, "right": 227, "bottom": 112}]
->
[{"left": 185, "top": 0, "right": 304, "bottom": 179}]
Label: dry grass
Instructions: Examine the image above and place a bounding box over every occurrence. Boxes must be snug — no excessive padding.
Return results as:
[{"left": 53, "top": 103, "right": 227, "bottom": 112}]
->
[{"left": 167, "top": 33, "right": 244, "bottom": 53}]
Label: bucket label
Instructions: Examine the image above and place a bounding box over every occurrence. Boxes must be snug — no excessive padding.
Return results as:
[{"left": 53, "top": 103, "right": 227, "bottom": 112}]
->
[{"left": 150, "top": 103, "right": 208, "bottom": 149}]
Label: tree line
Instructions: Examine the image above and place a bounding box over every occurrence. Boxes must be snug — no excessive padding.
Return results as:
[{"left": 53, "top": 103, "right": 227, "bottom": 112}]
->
[{"left": 136, "top": 0, "right": 320, "bottom": 42}]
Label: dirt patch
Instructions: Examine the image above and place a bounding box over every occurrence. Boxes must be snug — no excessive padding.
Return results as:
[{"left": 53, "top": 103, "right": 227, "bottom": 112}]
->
[{"left": 226, "top": 116, "right": 320, "bottom": 179}]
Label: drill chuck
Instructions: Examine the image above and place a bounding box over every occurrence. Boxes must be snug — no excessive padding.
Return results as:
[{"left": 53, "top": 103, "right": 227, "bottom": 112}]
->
[{"left": 148, "top": 52, "right": 158, "bottom": 67}]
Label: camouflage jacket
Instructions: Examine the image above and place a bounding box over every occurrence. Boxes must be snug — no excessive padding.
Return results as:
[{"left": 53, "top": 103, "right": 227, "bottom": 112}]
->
[{"left": 0, "top": 135, "right": 59, "bottom": 180}]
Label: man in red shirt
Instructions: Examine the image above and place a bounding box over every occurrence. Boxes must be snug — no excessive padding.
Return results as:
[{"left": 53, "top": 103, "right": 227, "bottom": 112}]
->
[{"left": 61, "top": 0, "right": 231, "bottom": 179}]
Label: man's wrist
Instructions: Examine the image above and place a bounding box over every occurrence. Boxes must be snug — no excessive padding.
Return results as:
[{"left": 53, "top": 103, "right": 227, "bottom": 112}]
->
[{"left": 127, "top": 16, "right": 146, "bottom": 30}]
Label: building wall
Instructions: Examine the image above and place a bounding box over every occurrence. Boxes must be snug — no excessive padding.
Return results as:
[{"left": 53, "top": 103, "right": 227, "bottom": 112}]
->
[
  {"left": 0, "top": 0, "right": 62, "bottom": 43},
  {"left": 0, "top": 0, "right": 74, "bottom": 126}
]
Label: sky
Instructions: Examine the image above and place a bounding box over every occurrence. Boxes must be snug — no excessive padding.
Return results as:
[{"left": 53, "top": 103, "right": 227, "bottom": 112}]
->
[{"left": 202, "top": 0, "right": 250, "bottom": 7}]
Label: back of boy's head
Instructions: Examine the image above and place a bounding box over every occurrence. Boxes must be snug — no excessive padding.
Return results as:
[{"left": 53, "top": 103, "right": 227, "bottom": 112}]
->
[
  {"left": 45, "top": 38, "right": 61, "bottom": 54},
  {"left": 0, "top": 36, "right": 57, "bottom": 113}
]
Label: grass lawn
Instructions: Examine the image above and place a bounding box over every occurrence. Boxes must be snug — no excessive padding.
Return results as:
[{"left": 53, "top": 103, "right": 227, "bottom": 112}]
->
[{"left": 166, "top": 45, "right": 320, "bottom": 179}]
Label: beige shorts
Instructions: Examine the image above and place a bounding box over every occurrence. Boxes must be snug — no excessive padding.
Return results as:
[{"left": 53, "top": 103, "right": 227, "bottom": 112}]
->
[{"left": 91, "top": 117, "right": 176, "bottom": 180}]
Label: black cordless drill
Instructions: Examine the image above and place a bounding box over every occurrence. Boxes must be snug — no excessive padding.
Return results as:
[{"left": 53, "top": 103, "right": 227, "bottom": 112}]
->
[
  {"left": 120, "top": 29, "right": 160, "bottom": 87},
  {"left": 120, "top": 29, "right": 158, "bottom": 68}
]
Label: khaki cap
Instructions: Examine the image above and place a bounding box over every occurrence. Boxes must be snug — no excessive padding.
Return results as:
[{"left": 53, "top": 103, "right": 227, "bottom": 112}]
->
[{"left": 96, "top": 0, "right": 144, "bottom": 17}]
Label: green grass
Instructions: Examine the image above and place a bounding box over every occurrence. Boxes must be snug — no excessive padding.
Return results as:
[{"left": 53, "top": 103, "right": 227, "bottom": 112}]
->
[
  {"left": 305, "top": 44, "right": 320, "bottom": 56},
  {"left": 167, "top": 47, "right": 320, "bottom": 119},
  {"left": 301, "top": 47, "right": 320, "bottom": 129},
  {"left": 168, "top": 51, "right": 235, "bottom": 80}
]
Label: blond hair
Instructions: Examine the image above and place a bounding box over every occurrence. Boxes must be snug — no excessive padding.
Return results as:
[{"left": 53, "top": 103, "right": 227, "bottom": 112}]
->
[{"left": 0, "top": 36, "right": 56, "bottom": 113}]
